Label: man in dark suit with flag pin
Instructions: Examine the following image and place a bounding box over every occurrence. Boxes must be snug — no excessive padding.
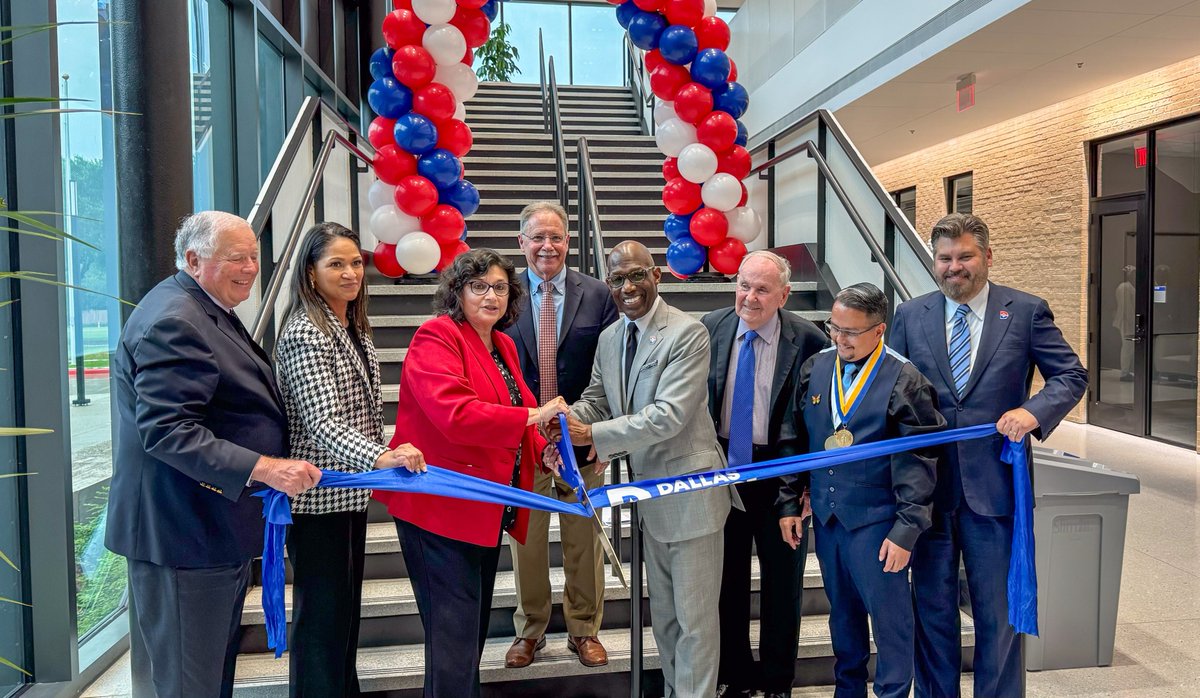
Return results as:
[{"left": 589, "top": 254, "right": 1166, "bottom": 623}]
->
[
  {"left": 889, "top": 213, "right": 1087, "bottom": 698},
  {"left": 779, "top": 282, "right": 944, "bottom": 698}
]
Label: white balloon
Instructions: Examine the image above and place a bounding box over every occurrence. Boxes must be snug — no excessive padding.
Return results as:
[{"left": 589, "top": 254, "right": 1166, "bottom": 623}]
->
[
  {"left": 653, "top": 99, "right": 675, "bottom": 126},
  {"left": 370, "top": 204, "right": 422, "bottom": 245},
  {"left": 368, "top": 180, "right": 397, "bottom": 211},
  {"left": 454, "top": 100, "right": 467, "bottom": 121},
  {"left": 725, "top": 206, "right": 762, "bottom": 243},
  {"left": 394, "top": 231, "right": 441, "bottom": 274},
  {"left": 412, "top": 0, "right": 455, "bottom": 25},
  {"left": 703, "top": 0, "right": 718, "bottom": 18},
  {"left": 436, "top": 63, "right": 479, "bottom": 102},
  {"left": 424, "top": 24, "right": 467, "bottom": 66},
  {"left": 655, "top": 118, "right": 698, "bottom": 158},
  {"left": 701, "top": 173, "right": 742, "bottom": 212},
  {"left": 677, "top": 143, "right": 718, "bottom": 184}
]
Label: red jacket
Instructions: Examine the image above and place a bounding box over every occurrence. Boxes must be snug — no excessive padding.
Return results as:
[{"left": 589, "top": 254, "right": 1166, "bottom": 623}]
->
[{"left": 376, "top": 315, "right": 546, "bottom": 546}]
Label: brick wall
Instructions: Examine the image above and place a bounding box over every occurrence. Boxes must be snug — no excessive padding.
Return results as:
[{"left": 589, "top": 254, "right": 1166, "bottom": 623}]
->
[{"left": 867, "top": 56, "right": 1200, "bottom": 434}]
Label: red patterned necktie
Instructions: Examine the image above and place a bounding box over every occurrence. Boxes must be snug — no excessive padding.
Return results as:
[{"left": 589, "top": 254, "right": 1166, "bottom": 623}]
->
[{"left": 538, "top": 280, "right": 558, "bottom": 404}]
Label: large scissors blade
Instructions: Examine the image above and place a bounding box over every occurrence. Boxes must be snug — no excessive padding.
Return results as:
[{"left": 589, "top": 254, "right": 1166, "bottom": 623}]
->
[
  {"left": 554, "top": 414, "right": 628, "bottom": 589},
  {"left": 580, "top": 487, "right": 627, "bottom": 589}
]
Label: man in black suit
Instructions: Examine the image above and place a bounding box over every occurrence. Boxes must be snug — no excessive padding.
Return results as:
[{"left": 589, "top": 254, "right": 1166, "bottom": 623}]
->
[
  {"left": 503, "top": 201, "right": 619, "bottom": 668},
  {"left": 106, "top": 211, "right": 323, "bottom": 697},
  {"left": 703, "top": 251, "right": 828, "bottom": 698}
]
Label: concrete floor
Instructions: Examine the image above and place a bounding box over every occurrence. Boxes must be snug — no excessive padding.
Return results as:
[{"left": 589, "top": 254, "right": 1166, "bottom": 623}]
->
[{"left": 80, "top": 421, "right": 1200, "bottom": 697}]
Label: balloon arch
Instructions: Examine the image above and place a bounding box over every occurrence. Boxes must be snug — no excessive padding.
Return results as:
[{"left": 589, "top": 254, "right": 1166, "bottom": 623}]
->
[{"left": 362, "top": 0, "right": 761, "bottom": 279}]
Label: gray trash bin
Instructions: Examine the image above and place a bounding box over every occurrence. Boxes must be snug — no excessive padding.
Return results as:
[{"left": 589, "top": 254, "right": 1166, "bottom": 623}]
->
[{"left": 1024, "top": 447, "right": 1140, "bottom": 671}]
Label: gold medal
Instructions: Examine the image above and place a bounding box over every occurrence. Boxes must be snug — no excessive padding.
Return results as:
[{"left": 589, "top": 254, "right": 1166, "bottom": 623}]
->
[{"left": 824, "top": 428, "right": 854, "bottom": 450}]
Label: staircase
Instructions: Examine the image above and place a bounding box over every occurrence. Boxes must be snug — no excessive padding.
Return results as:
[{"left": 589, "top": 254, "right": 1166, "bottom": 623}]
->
[{"left": 231, "top": 82, "right": 970, "bottom": 696}]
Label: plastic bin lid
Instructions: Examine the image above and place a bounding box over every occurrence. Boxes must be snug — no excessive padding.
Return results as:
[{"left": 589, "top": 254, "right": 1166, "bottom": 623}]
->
[{"left": 1031, "top": 451, "right": 1141, "bottom": 497}]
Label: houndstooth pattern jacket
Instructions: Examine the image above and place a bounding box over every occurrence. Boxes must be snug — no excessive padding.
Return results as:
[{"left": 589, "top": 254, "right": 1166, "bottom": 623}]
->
[{"left": 275, "top": 303, "right": 387, "bottom": 514}]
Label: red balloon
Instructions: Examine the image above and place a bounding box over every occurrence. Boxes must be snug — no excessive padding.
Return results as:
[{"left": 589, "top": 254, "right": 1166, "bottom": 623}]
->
[
  {"left": 673, "top": 82, "right": 713, "bottom": 124},
  {"left": 689, "top": 207, "right": 729, "bottom": 247},
  {"left": 412, "top": 83, "right": 457, "bottom": 123},
  {"left": 392, "top": 0, "right": 413, "bottom": 10},
  {"left": 649, "top": 63, "right": 690, "bottom": 102},
  {"left": 662, "top": 177, "right": 702, "bottom": 215},
  {"left": 664, "top": 0, "right": 704, "bottom": 27},
  {"left": 373, "top": 242, "right": 407, "bottom": 278},
  {"left": 368, "top": 116, "right": 397, "bottom": 150},
  {"left": 709, "top": 237, "right": 747, "bottom": 275},
  {"left": 696, "top": 111, "right": 737, "bottom": 153},
  {"left": 437, "top": 239, "right": 471, "bottom": 270},
  {"left": 717, "top": 145, "right": 751, "bottom": 180},
  {"left": 663, "top": 157, "right": 681, "bottom": 181},
  {"left": 392, "top": 45, "right": 436, "bottom": 89},
  {"left": 450, "top": 6, "right": 491, "bottom": 49},
  {"left": 457, "top": 0, "right": 488, "bottom": 8},
  {"left": 374, "top": 145, "right": 418, "bottom": 185},
  {"left": 462, "top": 46, "right": 475, "bottom": 66},
  {"left": 739, "top": 182, "right": 748, "bottom": 207},
  {"left": 644, "top": 49, "right": 666, "bottom": 75},
  {"left": 695, "top": 16, "right": 730, "bottom": 51},
  {"left": 670, "top": 269, "right": 690, "bottom": 280},
  {"left": 728, "top": 57, "right": 738, "bottom": 83},
  {"left": 394, "top": 175, "right": 440, "bottom": 217},
  {"left": 437, "top": 118, "right": 474, "bottom": 157},
  {"left": 632, "top": 0, "right": 661, "bottom": 11},
  {"left": 382, "top": 9, "right": 425, "bottom": 50},
  {"left": 421, "top": 204, "right": 467, "bottom": 244}
]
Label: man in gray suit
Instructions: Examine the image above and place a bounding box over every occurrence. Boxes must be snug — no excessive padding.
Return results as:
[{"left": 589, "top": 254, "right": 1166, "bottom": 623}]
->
[{"left": 562, "top": 240, "right": 734, "bottom": 698}]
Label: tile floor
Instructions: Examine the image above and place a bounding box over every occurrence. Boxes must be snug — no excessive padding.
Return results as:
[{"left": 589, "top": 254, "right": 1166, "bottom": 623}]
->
[{"left": 80, "top": 422, "right": 1200, "bottom": 697}]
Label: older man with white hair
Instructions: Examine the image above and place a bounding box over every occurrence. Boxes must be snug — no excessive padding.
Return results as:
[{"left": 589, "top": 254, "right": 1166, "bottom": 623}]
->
[{"left": 106, "top": 211, "right": 322, "bottom": 697}]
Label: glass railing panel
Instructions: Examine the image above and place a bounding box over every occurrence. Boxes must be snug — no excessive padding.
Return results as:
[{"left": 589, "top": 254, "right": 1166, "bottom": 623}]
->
[
  {"left": 769, "top": 122, "right": 819, "bottom": 247},
  {"left": 893, "top": 231, "right": 939, "bottom": 299},
  {"left": 822, "top": 185, "right": 884, "bottom": 292}
]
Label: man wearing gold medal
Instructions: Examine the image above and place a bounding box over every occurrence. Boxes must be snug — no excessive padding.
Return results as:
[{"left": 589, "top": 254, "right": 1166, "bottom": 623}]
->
[{"left": 778, "top": 283, "right": 944, "bottom": 698}]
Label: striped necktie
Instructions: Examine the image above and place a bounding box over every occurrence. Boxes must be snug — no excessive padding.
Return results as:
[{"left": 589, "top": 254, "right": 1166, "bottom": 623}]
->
[
  {"left": 537, "top": 281, "right": 558, "bottom": 404},
  {"left": 949, "top": 303, "right": 972, "bottom": 396}
]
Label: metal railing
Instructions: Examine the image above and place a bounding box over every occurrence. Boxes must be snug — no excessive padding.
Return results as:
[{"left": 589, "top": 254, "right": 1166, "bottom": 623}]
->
[
  {"left": 538, "top": 31, "right": 548, "bottom": 133},
  {"left": 546, "top": 57, "right": 570, "bottom": 213},
  {"left": 575, "top": 138, "right": 607, "bottom": 280},
  {"left": 623, "top": 35, "right": 653, "bottom": 136}
]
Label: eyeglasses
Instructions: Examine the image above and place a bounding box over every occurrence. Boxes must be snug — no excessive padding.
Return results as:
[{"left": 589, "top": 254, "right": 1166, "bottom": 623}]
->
[
  {"left": 824, "top": 320, "right": 881, "bottom": 338},
  {"left": 466, "top": 280, "right": 511, "bottom": 296},
  {"left": 605, "top": 268, "right": 652, "bottom": 289},
  {"left": 521, "top": 233, "right": 567, "bottom": 246}
]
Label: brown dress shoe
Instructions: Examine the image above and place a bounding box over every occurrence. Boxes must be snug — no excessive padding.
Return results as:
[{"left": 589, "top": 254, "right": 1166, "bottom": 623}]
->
[
  {"left": 567, "top": 635, "right": 609, "bottom": 667},
  {"left": 505, "top": 637, "right": 545, "bottom": 668}
]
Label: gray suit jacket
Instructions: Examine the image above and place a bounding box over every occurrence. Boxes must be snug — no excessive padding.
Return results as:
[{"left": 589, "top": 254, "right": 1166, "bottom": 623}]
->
[{"left": 571, "top": 299, "right": 735, "bottom": 543}]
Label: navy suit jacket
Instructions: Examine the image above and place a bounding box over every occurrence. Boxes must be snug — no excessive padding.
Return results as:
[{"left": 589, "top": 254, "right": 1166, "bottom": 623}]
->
[
  {"left": 889, "top": 283, "right": 1087, "bottom": 517},
  {"left": 505, "top": 267, "right": 619, "bottom": 405},
  {"left": 106, "top": 272, "right": 289, "bottom": 567}
]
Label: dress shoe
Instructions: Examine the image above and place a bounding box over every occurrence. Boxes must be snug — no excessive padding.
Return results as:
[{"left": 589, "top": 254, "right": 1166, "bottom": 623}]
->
[
  {"left": 567, "top": 635, "right": 609, "bottom": 667},
  {"left": 504, "top": 636, "right": 545, "bottom": 668},
  {"left": 715, "top": 685, "right": 752, "bottom": 698},
  {"left": 764, "top": 693, "right": 790, "bottom": 698}
]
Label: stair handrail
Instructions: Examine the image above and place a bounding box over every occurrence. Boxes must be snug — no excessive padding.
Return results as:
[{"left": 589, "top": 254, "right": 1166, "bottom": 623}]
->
[
  {"left": 249, "top": 95, "right": 376, "bottom": 344},
  {"left": 547, "top": 56, "right": 569, "bottom": 213},
  {"left": 623, "top": 35, "right": 653, "bottom": 136},
  {"left": 575, "top": 137, "right": 607, "bottom": 281},
  {"left": 538, "top": 30, "right": 548, "bottom": 134}
]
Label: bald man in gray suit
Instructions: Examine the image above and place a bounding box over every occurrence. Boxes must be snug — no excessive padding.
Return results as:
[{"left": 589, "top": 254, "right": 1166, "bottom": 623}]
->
[{"left": 562, "top": 241, "right": 735, "bottom": 698}]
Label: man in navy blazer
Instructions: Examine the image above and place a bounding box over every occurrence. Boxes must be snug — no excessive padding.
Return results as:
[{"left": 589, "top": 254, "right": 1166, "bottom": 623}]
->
[
  {"left": 106, "top": 211, "right": 322, "bottom": 697},
  {"left": 889, "top": 213, "right": 1087, "bottom": 697},
  {"left": 503, "top": 202, "right": 619, "bottom": 668}
]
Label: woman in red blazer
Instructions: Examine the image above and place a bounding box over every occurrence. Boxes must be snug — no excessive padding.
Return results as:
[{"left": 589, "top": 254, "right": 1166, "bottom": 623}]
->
[{"left": 375, "top": 249, "right": 565, "bottom": 698}]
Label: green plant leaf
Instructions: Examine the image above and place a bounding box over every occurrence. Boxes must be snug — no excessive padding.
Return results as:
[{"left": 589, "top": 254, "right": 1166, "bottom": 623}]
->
[
  {"left": 0, "top": 271, "right": 136, "bottom": 307},
  {"left": 0, "top": 108, "right": 136, "bottom": 120},
  {"left": 0, "top": 428, "right": 52, "bottom": 436},
  {"left": 0, "top": 210, "right": 100, "bottom": 249},
  {"left": 0, "top": 473, "right": 35, "bottom": 478},
  {"left": 0, "top": 596, "right": 30, "bottom": 608},
  {"left": 0, "top": 548, "right": 18, "bottom": 572},
  {"left": 0, "top": 20, "right": 111, "bottom": 47},
  {"left": 0, "top": 656, "right": 29, "bottom": 677}
]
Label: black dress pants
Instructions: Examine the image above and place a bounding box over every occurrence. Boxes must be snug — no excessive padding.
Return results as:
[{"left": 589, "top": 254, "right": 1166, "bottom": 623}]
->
[
  {"left": 717, "top": 477, "right": 809, "bottom": 694},
  {"left": 286, "top": 509, "right": 368, "bottom": 698},
  {"left": 395, "top": 518, "right": 502, "bottom": 698}
]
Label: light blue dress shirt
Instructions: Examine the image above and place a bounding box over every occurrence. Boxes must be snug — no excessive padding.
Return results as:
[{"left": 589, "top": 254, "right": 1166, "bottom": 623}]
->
[
  {"left": 944, "top": 281, "right": 990, "bottom": 374},
  {"left": 527, "top": 266, "right": 567, "bottom": 341}
]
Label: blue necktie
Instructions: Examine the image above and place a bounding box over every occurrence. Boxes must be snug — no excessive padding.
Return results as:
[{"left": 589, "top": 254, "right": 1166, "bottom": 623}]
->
[
  {"left": 949, "top": 304, "right": 972, "bottom": 396},
  {"left": 727, "top": 329, "right": 758, "bottom": 467},
  {"left": 841, "top": 361, "right": 859, "bottom": 396}
]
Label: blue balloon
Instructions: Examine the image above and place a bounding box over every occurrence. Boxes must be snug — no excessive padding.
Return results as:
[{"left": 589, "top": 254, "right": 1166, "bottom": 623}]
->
[
  {"left": 663, "top": 213, "right": 693, "bottom": 243},
  {"left": 368, "top": 77, "right": 412, "bottom": 120},
  {"left": 735, "top": 120, "right": 748, "bottom": 147},
  {"left": 460, "top": 225, "right": 469, "bottom": 241},
  {"left": 658, "top": 25, "right": 698, "bottom": 66},
  {"left": 615, "top": 0, "right": 640, "bottom": 30},
  {"left": 666, "top": 236, "right": 706, "bottom": 276},
  {"left": 442, "top": 179, "right": 481, "bottom": 218},
  {"left": 690, "top": 48, "right": 730, "bottom": 90},
  {"left": 369, "top": 48, "right": 394, "bottom": 81},
  {"left": 714, "top": 81, "right": 749, "bottom": 120},
  {"left": 393, "top": 112, "right": 439, "bottom": 155},
  {"left": 627, "top": 11, "right": 667, "bottom": 51},
  {"left": 417, "top": 149, "right": 463, "bottom": 190},
  {"left": 481, "top": 0, "right": 499, "bottom": 23}
]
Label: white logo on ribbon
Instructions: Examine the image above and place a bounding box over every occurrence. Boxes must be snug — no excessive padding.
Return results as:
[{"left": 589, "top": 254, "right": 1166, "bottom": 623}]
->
[{"left": 605, "top": 486, "right": 653, "bottom": 505}]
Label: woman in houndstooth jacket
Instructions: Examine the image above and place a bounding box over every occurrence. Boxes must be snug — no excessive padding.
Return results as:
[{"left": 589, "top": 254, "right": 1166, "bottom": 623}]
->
[{"left": 275, "top": 222, "right": 424, "bottom": 697}]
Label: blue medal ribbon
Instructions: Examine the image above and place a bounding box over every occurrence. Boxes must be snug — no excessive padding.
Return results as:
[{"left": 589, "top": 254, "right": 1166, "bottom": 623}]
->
[{"left": 832, "top": 340, "right": 886, "bottom": 429}]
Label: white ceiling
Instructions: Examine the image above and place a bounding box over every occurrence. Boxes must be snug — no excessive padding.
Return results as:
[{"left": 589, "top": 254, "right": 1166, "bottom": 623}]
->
[{"left": 836, "top": 0, "right": 1200, "bottom": 164}]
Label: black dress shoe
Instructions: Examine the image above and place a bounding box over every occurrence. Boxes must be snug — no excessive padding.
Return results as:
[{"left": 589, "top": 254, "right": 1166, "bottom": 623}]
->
[
  {"left": 764, "top": 693, "right": 789, "bottom": 698},
  {"left": 715, "top": 685, "right": 753, "bottom": 698}
]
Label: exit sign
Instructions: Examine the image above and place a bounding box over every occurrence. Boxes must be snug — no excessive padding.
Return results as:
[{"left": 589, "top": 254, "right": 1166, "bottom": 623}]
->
[{"left": 957, "top": 73, "right": 976, "bottom": 112}]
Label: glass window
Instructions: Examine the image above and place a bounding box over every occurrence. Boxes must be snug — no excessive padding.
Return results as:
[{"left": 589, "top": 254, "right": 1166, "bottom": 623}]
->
[
  {"left": 257, "top": 34, "right": 287, "bottom": 184},
  {"left": 190, "top": 0, "right": 215, "bottom": 210},
  {"left": 892, "top": 187, "right": 916, "bottom": 227},
  {"left": 570, "top": 3, "right": 625, "bottom": 86},
  {"left": 946, "top": 172, "right": 972, "bottom": 214},
  {"left": 0, "top": 227, "right": 28, "bottom": 694},
  {"left": 57, "top": 0, "right": 127, "bottom": 643},
  {"left": 502, "top": 1, "right": 569, "bottom": 85},
  {"left": 1097, "top": 132, "right": 1148, "bottom": 197}
]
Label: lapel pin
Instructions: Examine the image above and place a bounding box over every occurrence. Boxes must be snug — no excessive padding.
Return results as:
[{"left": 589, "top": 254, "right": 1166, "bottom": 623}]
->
[
  {"left": 812, "top": 394, "right": 821, "bottom": 405},
  {"left": 998, "top": 310, "right": 1010, "bottom": 320},
  {"left": 649, "top": 335, "right": 658, "bottom": 344}
]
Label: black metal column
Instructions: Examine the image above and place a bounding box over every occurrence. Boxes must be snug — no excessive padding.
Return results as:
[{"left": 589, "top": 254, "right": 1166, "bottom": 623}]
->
[{"left": 111, "top": 0, "right": 194, "bottom": 312}]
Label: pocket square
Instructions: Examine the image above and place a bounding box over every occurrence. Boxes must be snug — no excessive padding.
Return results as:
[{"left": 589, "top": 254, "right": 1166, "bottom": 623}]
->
[{"left": 639, "top": 359, "right": 659, "bottom": 371}]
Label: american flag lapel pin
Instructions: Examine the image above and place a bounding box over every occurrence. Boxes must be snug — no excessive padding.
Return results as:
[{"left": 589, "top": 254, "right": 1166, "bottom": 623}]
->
[{"left": 998, "top": 310, "right": 1010, "bottom": 320}]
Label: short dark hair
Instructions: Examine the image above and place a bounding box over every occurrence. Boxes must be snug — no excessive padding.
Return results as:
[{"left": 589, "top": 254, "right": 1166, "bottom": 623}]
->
[
  {"left": 931, "top": 212, "right": 990, "bottom": 251},
  {"left": 433, "top": 248, "right": 524, "bottom": 331},
  {"left": 283, "top": 222, "right": 370, "bottom": 338},
  {"left": 834, "top": 282, "right": 887, "bottom": 325}
]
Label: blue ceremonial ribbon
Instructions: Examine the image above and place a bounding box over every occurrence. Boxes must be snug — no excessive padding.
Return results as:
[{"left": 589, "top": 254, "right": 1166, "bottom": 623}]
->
[
  {"left": 1003, "top": 438, "right": 1038, "bottom": 636},
  {"left": 553, "top": 414, "right": 594, "bottom": 517}
]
